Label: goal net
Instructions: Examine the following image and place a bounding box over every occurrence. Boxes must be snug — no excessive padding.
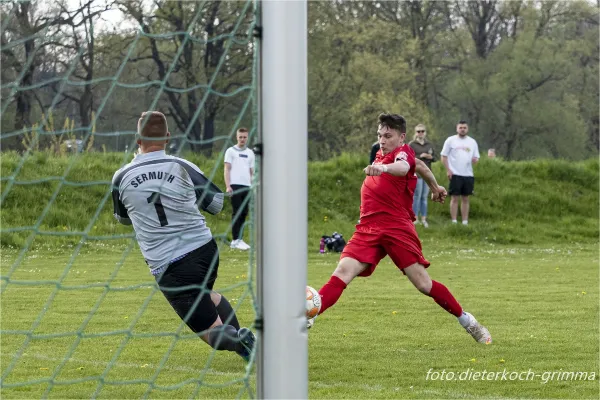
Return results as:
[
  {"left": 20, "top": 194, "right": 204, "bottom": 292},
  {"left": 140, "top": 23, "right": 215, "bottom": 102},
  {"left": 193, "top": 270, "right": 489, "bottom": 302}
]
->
[{"left": 0, "top": 1, "right": 271, "bottom": 398}]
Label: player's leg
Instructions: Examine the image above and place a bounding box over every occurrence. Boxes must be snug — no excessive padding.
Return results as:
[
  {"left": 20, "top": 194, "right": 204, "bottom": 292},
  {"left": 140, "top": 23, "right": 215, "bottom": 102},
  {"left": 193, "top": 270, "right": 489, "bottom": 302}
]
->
[
  {"left": 381, "top": 228, "right": 458, "bottom": 313},
  {"left": 203, "top": 290, "right": 254, "bottom": 360},
  {"left": 403, "top": 263, "right": 462, "bottom": 316},
  {"left": 383, "top": 229, "right": 491, "bottom": 344},
  {"left": 156, "top": 240, "right": 255, "bottom": 358},
  {"left": 210, "top": 292, "right": 241, "bottom": 330},
  {"left": 317, "top": 226, "right": 385, "bottom": 316},
  {"left": 318, "top": 257, "right": 369, "bottom": 315},
  {"left": 170, "top": 293, "right": 254, "bottom": 359},
  {"left": 404, "top": 263, "right": 491, "bottom": 343}
]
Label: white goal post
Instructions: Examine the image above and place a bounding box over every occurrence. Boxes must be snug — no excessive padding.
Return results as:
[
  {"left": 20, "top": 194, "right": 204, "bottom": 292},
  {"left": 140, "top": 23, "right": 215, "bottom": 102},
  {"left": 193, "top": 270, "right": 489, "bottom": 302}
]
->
[{"left": 257, "top": 0, "right": 308, "bottom": 398}]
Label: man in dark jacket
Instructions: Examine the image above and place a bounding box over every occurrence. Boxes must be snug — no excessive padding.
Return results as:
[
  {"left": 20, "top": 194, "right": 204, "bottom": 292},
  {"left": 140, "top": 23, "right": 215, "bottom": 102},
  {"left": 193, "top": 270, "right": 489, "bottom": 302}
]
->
[
  {"left": 369, "top": 141, "right": 380, "bottom": 165},
  {"left": 409, "top": 124, "right": 436, "bottom": 228}
]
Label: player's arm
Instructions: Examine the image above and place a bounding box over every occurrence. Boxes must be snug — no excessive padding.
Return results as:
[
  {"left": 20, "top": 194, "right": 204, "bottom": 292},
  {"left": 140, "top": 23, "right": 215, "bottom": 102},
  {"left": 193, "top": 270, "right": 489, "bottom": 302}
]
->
[
  {"left": 365, "top": 147, "right": 412, "bottom": 177},
  {"left": 195, "top": 176, "right": 225, "bottom": 215},
  {"left": 415, "top": 158, "right": 447, "bottom": 203},
  {"left": 111, "top": 183, "right": 132, "bottom": 225},
  {"left": 365, "top": 160, "right": 411, "bottom": 177},
  {"left": 185, "top": 168, "right": 224, "bottom": 215}
]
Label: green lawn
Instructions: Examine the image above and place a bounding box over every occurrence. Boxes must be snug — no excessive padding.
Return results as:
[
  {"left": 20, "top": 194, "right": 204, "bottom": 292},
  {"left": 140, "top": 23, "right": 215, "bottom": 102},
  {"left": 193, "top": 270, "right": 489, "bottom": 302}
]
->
[{"left": 1, "top": 241, "right": 598, "bottom": 399}]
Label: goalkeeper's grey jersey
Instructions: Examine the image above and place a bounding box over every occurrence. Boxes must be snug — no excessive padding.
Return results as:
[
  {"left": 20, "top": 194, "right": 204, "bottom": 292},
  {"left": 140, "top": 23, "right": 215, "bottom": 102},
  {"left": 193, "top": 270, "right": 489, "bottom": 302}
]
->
[{"left": 111, "top": 150, "right": 224, "bottom": 274}]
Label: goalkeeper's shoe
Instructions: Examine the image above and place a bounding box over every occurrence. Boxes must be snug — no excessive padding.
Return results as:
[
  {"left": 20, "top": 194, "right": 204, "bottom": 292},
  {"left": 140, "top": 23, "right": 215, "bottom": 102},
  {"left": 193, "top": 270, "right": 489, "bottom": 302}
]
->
[
  {"left": 236, "top": 327, "right": 256, "bottom": 362},
  {"left": 462, "top": 312, "right": 492, "bottom": 344}
]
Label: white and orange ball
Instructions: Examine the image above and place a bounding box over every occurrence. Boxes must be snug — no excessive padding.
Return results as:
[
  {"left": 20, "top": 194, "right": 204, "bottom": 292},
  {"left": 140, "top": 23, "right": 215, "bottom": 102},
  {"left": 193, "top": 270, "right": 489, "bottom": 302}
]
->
[{"left": 306, "top": 286, "right": 321, "bottom": 319}]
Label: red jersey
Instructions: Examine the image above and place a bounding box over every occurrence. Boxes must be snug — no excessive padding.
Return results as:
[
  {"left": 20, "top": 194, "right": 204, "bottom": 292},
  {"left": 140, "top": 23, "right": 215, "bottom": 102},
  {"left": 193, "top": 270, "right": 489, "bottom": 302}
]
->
[{"left": 360, "top": 144, "right": 418, "bottom": 222}]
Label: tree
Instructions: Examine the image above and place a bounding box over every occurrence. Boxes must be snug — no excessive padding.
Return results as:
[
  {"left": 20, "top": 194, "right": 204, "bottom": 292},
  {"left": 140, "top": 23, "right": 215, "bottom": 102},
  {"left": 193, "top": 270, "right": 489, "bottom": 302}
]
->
[
  {"left": 49, "top": 0, "right": 113, "bottom": 130},
  {"left": 118, "top": 0, "right": 254, "bottom": 154},
  {"left": 1, "top": 0, "right": 108, "bottom": 132}
]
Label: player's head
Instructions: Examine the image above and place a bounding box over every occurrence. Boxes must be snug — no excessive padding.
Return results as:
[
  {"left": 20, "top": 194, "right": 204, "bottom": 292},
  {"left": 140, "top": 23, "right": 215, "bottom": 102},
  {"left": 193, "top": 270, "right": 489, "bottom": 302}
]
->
[
  {"left": 377, "top": 113, "right": 406, "bottom": 154},
  {"left": 236, "top": 128, "right": 249, "bottom": 148},
  {"left": 137, "top": 111, "right": 170, "bottom": 152},
  {"left": 414, "top": 124, "right": 427, "bottom": 140},
  {"left": 456, "top": 120, "right": 469, "bottom": 137}
]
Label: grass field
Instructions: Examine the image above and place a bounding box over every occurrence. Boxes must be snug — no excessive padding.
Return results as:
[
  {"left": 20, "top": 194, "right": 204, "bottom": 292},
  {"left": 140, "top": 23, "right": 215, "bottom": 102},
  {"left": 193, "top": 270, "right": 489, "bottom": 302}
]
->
[{"left": 1, "top": 240, "right": 598, "bottom": 399}]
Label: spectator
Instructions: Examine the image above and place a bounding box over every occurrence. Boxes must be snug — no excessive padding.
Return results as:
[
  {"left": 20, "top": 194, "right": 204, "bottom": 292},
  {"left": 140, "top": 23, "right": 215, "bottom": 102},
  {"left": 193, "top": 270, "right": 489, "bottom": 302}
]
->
[
  {"left": 409, "top": 124, "right": 436, "bottom": 228},
  {"left": 224, "top": 128, "right": 255, "bottom": 250},
  {"left": 487, "top": 148, "right": 496, "bottom": 158},
  {"left": 440, "top": 120, "right": 480, "bottom": 225}
]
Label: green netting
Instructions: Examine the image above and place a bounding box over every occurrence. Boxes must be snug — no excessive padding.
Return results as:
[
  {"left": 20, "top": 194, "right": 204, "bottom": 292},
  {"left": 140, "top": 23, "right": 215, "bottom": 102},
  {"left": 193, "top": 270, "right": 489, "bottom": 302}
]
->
[{"left": 1, "top": 1, "right": 259, "bottom": 398}]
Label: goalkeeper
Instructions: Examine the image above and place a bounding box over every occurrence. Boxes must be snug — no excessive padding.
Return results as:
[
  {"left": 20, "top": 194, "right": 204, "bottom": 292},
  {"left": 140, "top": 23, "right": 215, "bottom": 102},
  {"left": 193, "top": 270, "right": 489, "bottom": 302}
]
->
[{"left": 111, "top": 111, "right": 255, "bottom": 361}]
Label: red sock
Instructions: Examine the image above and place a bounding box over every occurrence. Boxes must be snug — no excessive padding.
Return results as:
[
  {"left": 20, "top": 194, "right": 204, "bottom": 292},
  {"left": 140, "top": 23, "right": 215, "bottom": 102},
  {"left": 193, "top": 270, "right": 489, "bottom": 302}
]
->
[
  {"left": 318, "top": 276, "right": 347, "bottom": 315},
  {"left": 428, "top": 280, "right": 463, "bottom": 317}
]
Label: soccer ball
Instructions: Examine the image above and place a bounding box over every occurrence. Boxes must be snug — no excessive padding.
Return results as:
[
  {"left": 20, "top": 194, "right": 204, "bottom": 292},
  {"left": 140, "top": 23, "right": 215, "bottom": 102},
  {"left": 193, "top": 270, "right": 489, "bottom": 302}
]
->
[{"left": 306, "top": 286, "right": 321, "bottom": 319}]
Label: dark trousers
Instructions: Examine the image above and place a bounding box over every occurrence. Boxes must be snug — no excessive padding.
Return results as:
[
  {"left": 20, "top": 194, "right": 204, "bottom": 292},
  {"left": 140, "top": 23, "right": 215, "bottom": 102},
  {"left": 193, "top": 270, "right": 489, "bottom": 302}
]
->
[
  {"left": 231, "top": 184, "right": 250, "bottom": 240},
  {"left": 155, "top": 239, "right": 220, "bottom": 333}
]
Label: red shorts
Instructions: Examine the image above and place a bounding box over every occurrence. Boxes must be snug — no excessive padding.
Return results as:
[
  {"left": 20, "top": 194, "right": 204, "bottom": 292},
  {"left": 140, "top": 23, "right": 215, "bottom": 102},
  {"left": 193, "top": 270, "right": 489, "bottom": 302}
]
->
[{"left": 340, "top": 220, "right": 430, "bottom": 277}]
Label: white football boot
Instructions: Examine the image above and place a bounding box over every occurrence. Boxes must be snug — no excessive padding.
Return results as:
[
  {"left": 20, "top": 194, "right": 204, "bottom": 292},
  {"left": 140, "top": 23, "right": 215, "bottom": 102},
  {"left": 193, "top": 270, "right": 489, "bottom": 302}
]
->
[{"left": 462, "top": 312, "right": 492, "bottom": 344}]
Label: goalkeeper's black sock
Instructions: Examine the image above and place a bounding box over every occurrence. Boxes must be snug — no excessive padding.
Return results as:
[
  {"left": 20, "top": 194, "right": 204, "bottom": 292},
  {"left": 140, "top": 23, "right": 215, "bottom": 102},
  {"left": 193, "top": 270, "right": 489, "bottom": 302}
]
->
[
  {"left": 216, "top": 295, "right": 240, "bottom": 330},
  {"left": 207, "top": 324, "right": 239, "bottom": 351}
]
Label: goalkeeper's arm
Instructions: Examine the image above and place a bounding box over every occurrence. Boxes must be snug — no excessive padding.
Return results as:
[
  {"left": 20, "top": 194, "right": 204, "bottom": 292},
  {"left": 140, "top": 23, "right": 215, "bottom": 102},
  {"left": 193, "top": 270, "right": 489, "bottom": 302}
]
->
[
  {"left": 194, "top": 176, "right": 225, "bottom": 215},
  {"left": 112, "top": 187, "right": 132, "bottom": 225},
  {"left": 181, "top": 161, "right": 224, "bottom": 215}
]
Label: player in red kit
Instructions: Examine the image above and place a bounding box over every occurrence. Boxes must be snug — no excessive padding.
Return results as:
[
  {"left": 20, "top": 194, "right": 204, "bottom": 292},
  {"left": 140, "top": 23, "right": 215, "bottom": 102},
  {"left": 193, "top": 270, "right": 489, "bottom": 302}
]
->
[{"left": 309, "top": 113, "right": 491, "bottom": 344}]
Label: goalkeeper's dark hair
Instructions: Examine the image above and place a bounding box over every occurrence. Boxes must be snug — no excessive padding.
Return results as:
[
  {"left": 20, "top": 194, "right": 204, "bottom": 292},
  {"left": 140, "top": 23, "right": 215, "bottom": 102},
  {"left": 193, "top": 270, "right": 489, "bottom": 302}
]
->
[
  {"left": 138, "top": 111, "right": 169, "bottom": 139},
  {"left": 378, "top": 113, "right": 407, "bottom": 134}
]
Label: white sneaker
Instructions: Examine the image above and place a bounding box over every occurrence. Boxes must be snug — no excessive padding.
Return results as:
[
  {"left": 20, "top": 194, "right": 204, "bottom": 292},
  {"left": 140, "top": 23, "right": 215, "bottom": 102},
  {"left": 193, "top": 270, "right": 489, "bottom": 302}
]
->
[
  {"left": 413, "top": 220, "right": 419, "bottom": 225},
  {"left": 238, "top": 240, "right": 251, "bottom": 250},
  {"left": 307, "top": 316, "right": 315, "bottom": 330},
  {"left": 231, "top": 239, "right": 247, "bottom": 250},
  {"left": 231, "top": 239, "right": 250, "bottom": 250},
  {"left": 462, "top": 220, "right": 469, "bottom": 225},
  {"left": 461, "top": 312, "right": 492, "bottom": 344},
  {"left": 422, "top": 220, "right": 429, "bottom": 228}
]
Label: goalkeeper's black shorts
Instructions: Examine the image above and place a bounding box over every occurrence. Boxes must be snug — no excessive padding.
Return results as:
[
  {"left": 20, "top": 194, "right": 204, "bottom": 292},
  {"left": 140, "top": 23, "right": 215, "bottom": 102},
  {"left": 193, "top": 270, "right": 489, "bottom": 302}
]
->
[{"left": 154, "top": 239, "right": 220, "bottom": 333}]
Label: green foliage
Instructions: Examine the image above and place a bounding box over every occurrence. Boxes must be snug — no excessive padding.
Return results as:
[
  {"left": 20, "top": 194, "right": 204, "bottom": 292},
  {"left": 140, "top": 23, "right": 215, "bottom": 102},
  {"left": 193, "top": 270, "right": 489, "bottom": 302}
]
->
[
  {"left": 307, "top": 0, "right": 599, "bottom": 160},
  {"left": 308, "top": 154, "right": 599, "bottom": 246},
  {"left": 1, "top": 153, "right": 597, "bottom": 249}
]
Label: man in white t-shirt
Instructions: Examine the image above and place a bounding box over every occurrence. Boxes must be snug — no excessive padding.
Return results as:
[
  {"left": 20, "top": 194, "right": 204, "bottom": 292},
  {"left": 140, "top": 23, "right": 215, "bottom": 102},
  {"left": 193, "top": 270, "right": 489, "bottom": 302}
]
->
[
  {"left": 440, "top": 121, "right": 480, "bottom": 225},
  {"left": 224, "top": 128, "right": 255, "bottom": 250}
]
